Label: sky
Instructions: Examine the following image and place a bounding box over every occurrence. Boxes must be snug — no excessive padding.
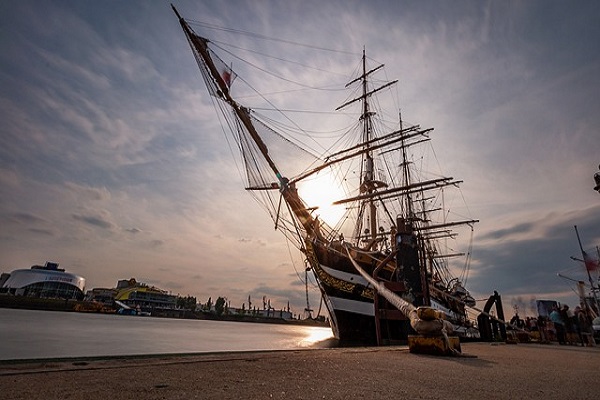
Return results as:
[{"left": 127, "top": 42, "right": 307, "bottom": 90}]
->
[{"left": 1, "top": 0, "right": 599, "bottom": 319}]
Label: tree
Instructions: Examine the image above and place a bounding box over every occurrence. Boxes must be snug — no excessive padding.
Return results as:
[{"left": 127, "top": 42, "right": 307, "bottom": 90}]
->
[
  {"left": 176, "top": 295, "right": 197, "bottom": 311},
  {"left": 214, "top": 296, "right": 226, "bottom": 316}
]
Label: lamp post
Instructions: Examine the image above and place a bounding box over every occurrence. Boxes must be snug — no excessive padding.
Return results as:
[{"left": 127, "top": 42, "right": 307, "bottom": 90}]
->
[{"left": 594, "top": 164, "right": 600, "bottom": 193}]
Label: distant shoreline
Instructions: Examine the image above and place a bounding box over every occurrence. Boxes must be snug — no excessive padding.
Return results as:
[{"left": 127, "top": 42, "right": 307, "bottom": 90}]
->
[{"left": 0, "top": 295, "right": 330, "bottom": 327}]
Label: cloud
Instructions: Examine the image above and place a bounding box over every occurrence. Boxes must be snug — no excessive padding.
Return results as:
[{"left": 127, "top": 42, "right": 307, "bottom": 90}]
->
[
  {"left": 71, "top": 212, "right": 115, "bottom": 230},
  {"left": 27, "top": 228, "right": 54, "bottom": 236},
  {"left": 0, "top": 1, "right": 599, "bottom": 318},
  {"left": 7, "top": 212, "right": 49, "bottom": 225},
  {"left": 471, "top": 204, "right": 600, "bottom": 301},
  {"left": 64, "top": 182, "right": 111, "bottom": 202},
  {"left": 149, "top": 240, "right": 164, "bottom": 249},
  {"left": 479, "top": 223, "right": 535, "bottom": 241}
]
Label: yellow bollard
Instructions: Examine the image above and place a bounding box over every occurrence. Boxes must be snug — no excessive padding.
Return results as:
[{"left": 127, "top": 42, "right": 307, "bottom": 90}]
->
[{"left": 408, "top": 335, "right": 462, "bottom": 356}]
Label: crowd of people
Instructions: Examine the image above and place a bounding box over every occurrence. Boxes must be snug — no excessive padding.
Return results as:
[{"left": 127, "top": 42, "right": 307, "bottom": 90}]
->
[{"left": 511, "top": 304, "right": 597, "bottom": 346}]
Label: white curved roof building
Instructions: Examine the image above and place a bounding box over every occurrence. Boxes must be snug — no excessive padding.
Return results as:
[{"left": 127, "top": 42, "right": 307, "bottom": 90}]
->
[{"left": 1, "top": 261, "right": 85, "bottom": 300}]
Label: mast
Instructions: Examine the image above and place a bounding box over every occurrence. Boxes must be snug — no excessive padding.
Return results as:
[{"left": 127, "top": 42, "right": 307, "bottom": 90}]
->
[
  {"left": 335, "top": 49, "right": 397, "bottom": 247},
  {"left": 398, "top": 110, "right": 415, "bottom": 223},
  {"left": 361, "top": 49, "right": 378, "bottom": 242},
  {"left": 172, "top": 6, "right": 278, "bottom": 178},
  {"left": 172, "top": 5, "right": 316, "bottom": 235},
  {"left": 574, "top": 225, "right": 600, "bottom": 313}
]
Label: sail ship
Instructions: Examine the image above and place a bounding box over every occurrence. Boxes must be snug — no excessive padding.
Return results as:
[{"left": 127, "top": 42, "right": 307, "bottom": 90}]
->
[{"left": 173, "top": 6, "right": 479, "bottom": 344}]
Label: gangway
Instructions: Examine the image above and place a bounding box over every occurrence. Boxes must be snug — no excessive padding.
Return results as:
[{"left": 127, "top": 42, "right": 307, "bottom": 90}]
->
[{"left": 115, "top": 300, "right": 132, "bottom": 309}]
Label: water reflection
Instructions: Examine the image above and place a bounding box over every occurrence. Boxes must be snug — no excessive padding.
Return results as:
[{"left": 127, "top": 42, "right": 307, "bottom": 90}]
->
[
  {"left": 299, "top": 327, "right": 336, "bottom": 347},
  {"left": 0, "top": 308, "right": 335, "bottom": 360}
]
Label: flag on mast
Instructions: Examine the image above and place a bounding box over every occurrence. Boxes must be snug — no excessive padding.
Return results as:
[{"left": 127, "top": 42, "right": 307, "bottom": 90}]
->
[
  {"left": 221, "top": 63, "right": 236, "bottom": 88},
  {"left": 582, "top": 250, "right": 599, "bottom": 272}
]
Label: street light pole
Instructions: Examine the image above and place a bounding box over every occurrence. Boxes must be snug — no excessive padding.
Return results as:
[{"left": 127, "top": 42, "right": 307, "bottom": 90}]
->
[{"left": 594, "top": 164, "right": 600, "bottom": 194}]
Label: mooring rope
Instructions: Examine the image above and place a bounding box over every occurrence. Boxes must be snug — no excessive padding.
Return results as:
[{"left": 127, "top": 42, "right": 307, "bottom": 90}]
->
[
  {"left": 344, "top": 245, "right": 459, "bottom": 355},
  {"left": 343, "top": 246, "right": 416, "bottom": 317}
]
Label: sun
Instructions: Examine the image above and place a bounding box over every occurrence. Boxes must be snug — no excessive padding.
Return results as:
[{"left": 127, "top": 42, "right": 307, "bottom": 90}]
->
[{"left": 297, "top": 171, "right": 346, "bottom": 227}]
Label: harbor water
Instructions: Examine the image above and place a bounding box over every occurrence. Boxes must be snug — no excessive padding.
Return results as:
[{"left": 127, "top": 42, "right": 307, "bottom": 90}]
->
[{"left": 0, "top": 308, "right": 334, "bottom": 360}]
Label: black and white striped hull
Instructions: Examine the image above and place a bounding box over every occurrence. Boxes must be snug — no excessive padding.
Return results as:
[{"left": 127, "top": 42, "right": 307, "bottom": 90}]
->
[{"left": 311, "top": 259, "right": 476, "bottom": 344}]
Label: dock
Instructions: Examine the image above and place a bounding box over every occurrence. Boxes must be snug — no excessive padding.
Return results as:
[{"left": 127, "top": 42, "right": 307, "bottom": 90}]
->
[{"left": 1, "top": 342, "right": 597, "bottom": 399}]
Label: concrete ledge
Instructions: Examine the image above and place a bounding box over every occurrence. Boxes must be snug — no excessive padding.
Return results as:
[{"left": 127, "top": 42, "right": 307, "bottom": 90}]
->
[{"left": 1, "top": 343, "right": 598, "bottom": 399}]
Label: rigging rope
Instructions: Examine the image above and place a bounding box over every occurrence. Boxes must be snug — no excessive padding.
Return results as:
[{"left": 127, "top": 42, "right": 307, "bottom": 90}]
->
[
  {"left": 210, "top": 39, "right": 351, "bottom": 83},
  {"left": 187, "top": 19, "right": 360, "bottom": 56},
  {"left": 212, "top": 42, "right": 343, "bottom": 91}
]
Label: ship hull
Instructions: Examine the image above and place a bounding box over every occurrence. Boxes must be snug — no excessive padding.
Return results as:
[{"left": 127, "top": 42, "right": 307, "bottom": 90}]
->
[
  {"left": 306, "top": 240, "right": 408, "bottom": 344},
  {"left": 307, "top": 240, "right": 477, "bottom": 344}
]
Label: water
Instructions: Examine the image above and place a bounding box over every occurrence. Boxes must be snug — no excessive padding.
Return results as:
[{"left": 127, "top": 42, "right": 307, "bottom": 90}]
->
[{"left": 0, "top": 308, "right": 334, "bottom": 360}]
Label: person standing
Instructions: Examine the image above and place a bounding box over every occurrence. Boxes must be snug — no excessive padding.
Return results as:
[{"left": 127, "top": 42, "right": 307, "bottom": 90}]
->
[
  {"left": 576, "top": 306, "right": 595, "bottom": 347},
  {"left": 560, "top": 305, "right": 575, "bottom": 344},
  {"left": 550, "top": 306, "right": 566, "bottom": 345}
]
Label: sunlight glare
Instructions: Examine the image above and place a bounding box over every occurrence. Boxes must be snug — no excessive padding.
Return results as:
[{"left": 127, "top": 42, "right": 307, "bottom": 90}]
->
[
  {"left": 298, "top": 171, "right": 346, "bottom": 227},
  {"left": 299, "top": 327, "right": 334, "bottom": 347}
]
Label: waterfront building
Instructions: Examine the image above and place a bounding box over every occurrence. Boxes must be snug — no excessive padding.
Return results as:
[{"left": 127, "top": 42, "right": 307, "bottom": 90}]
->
[
  {"left": 0, "top": 261, "right": 85, "bottom": 300},
  {"left": 84, "top": 287, "right": 118, "bottom": 305},
  {"left": 113, "top": 278, "right": 177, "bottom": 311}
]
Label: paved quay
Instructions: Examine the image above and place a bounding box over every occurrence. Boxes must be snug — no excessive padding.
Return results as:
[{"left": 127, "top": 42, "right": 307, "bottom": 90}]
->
[{"left": 1, "top": 342, "right": 598, "bottom": 399}]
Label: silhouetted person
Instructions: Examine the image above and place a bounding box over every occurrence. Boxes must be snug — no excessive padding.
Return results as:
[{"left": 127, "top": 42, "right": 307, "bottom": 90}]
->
[
  {"left": 576, "top": 306, "right": 595, "bottom": 347},
  {"left": 550, "top": 306, "right": 566, "bottom": 345},
  {"left": 561, "top": 305, "right": 576, "bottom": 344}
]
